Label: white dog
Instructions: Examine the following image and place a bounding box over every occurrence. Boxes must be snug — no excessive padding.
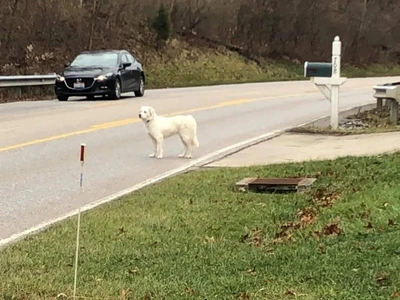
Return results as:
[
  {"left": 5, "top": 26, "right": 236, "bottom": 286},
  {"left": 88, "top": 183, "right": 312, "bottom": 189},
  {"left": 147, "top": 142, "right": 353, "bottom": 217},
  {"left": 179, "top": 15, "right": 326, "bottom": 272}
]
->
[{"left": 138, "top": 105, "right": 199, "bottom": 159}]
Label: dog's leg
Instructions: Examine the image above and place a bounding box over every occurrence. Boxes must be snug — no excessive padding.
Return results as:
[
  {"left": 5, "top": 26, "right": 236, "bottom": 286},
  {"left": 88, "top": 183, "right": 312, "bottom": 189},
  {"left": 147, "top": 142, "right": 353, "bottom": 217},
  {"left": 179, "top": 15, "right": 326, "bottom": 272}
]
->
[
  {"left": 155, "top": 137, "right": 164, "bottom": 159},
  {"left": 184, "top": 145, "right": 193, "bottom": 158},
  {"left": 178, "top": 136, "right": 188, "bottom": 158},
  {"left": 179, "top": 134, "right": 193, "bottom": 159},
  {"left": 148, "top": 135, "right": 157, "bottom": 158}
]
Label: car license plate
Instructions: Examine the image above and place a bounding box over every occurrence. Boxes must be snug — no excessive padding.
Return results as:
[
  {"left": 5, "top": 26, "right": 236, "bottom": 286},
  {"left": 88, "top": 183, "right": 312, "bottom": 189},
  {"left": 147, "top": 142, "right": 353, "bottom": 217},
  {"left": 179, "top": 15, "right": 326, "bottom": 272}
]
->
[{"left": 74, "top": 82, "right": 85, "bottom": 89}]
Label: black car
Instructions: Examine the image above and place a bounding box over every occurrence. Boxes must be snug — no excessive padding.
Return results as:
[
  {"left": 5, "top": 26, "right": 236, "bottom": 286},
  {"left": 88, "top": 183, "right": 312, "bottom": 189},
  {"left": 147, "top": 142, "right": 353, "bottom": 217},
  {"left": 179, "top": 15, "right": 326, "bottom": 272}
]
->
[{"left": 54, "top": 49, "right": 145, "bottom": 101}]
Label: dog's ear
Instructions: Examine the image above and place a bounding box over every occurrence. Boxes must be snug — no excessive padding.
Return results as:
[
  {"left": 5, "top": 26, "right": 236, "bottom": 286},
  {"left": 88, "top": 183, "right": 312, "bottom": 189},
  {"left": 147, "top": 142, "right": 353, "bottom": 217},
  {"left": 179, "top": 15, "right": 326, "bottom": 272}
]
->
[{"left": 149, "top": 107, "right": 155, "bottom": 117}]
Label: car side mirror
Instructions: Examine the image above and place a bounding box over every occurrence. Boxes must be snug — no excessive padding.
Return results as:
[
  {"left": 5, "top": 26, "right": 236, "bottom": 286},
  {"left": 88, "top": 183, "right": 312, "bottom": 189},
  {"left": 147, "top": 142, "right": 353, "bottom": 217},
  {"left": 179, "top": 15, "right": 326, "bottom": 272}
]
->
[
  {"left": 64, "top": 62, "right": 70, "bottom": 67},
  {"left": 122, "top": 62, "right": 131, "bottom": 69}
]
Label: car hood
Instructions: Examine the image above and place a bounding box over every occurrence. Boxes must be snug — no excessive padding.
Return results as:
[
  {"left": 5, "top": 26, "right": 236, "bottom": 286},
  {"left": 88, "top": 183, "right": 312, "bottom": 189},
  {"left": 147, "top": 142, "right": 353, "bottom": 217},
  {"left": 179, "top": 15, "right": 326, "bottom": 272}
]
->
[{"left": 62, "top": 67, "right": 115, "bottom": 77}]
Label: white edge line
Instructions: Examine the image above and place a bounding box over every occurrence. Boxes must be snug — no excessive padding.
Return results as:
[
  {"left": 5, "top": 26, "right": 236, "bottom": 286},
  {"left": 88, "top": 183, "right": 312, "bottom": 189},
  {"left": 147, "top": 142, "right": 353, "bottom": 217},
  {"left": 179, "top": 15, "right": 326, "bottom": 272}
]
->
[{"left": 0, "top": 102, "right": 376, "bottom": 249}]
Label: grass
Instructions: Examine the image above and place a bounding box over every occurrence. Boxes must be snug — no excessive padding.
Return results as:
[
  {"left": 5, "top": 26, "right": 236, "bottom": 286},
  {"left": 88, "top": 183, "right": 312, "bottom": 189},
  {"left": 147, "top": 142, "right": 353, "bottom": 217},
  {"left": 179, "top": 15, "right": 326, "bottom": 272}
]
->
[
  {"left": 143, "top": 39, "right": 304, "bottom": 89},
  {"left": 2, "top": 38, "right": 400, "bottom": 103},
  {"left": 1, "top": 153, "right": 400, "bottom": 299},
  {"left": 290, "top": 104, "right": 400, "bottom": 135}
]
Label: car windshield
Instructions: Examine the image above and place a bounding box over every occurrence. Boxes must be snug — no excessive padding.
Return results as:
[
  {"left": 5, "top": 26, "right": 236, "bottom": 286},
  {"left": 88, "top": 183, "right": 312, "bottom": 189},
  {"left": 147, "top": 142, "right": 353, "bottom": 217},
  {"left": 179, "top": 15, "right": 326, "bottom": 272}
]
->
[{"left": 70, "top": 52, "right": 119, "bottom": 68}]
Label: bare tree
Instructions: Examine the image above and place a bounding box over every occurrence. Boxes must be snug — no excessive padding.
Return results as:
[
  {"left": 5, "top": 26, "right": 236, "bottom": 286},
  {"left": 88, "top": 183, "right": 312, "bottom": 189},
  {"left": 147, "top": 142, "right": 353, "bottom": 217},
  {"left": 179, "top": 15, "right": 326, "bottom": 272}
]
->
[{"left": 1, "top": 0, "right": 400, "bottom": 76}]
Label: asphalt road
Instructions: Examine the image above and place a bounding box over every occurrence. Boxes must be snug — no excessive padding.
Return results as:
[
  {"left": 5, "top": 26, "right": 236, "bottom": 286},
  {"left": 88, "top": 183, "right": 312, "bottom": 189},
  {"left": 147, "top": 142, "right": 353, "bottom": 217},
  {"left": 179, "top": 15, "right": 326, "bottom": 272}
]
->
[{"left": 1, "top": 76, "right": 399, "bottom": 242}]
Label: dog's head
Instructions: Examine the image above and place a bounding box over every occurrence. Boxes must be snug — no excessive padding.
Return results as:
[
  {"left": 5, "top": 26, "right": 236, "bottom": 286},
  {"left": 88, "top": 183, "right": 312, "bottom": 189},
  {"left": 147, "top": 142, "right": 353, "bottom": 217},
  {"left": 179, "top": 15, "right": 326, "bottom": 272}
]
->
[{"left": 138, "top": 105, "right": 156, "bottom": 123}]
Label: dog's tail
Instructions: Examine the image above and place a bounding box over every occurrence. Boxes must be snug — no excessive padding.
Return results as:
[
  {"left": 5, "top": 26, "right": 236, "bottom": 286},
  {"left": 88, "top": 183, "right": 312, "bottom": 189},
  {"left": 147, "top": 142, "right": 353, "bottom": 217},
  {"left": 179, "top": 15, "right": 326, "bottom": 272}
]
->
[{"left": 192, "top": 136, "right": 199, "bottom": 147}]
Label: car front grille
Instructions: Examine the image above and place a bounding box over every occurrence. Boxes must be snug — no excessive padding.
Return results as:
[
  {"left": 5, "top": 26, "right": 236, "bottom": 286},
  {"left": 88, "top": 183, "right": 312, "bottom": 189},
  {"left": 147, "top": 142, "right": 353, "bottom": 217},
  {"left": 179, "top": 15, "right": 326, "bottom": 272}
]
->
[{"left": 65, "top": 77, "right": 95, "bottom": 89}]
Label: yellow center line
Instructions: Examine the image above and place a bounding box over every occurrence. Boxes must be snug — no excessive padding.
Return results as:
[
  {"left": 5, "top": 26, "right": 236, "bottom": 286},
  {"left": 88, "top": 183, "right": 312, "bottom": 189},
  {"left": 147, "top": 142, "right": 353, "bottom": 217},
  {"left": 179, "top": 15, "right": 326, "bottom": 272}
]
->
[
  {"left": 0, "top": 87, "right": 372, "bottom": 153},
  {"left": 90, "top": 118, "right": 138, "bottom": 129}
]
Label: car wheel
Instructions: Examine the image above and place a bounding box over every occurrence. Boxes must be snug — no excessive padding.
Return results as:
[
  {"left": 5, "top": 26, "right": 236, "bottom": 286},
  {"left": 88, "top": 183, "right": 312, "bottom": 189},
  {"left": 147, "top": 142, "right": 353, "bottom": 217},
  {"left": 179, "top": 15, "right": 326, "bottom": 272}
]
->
[
  {"left": 86, "top": 95, "right": 95, "bottom": 100},
  {"left": 134, "top": 76, "right": 145, "bottom": 97},
  {"left": 57, "top": 95, "right": 68, "bottom": 101},
  {"left": 109, "top": 78, "right": 121, "bottom": 100}
]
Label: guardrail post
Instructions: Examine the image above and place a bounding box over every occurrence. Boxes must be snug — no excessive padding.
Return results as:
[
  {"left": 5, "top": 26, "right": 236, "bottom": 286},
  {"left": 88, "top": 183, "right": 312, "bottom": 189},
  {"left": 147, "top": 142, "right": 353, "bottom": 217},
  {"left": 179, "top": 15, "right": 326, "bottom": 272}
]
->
[
  {"left": 390, "top": 99, "right": 398, "bottom": 124},
  {"left": 16, "top": 87, "right": 22, "bottom": 98},
  {"left": 376, "top": 98, "right": 383, "bottom": 112},
  {"left": 385, "top": 99, "right": 390, "bottom": 109}
]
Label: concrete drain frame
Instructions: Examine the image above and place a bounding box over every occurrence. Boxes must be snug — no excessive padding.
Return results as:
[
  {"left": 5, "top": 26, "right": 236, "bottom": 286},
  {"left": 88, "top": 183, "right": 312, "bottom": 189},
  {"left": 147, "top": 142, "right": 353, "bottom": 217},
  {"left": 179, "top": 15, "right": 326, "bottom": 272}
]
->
[{"left": 235, "top": 177, "right": 316, "bottom": 193}]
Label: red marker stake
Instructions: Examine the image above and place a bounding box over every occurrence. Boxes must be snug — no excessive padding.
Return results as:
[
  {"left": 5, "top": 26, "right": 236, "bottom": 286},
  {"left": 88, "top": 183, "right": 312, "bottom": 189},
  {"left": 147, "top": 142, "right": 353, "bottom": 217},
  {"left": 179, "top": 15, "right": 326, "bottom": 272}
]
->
[
  {"left": 74, "top": 143, "right": 86, "bottom": 298},
  {"left": 80, "top": 143, "right": 85, "bottom": 167}
]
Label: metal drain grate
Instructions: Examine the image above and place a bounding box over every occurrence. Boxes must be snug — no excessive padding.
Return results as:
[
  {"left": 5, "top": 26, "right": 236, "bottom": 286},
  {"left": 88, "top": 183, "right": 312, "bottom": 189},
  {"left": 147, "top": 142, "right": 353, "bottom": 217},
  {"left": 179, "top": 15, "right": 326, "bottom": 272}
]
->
[{"left": 235, "top": 177, "right": 316, "bottom": 193}]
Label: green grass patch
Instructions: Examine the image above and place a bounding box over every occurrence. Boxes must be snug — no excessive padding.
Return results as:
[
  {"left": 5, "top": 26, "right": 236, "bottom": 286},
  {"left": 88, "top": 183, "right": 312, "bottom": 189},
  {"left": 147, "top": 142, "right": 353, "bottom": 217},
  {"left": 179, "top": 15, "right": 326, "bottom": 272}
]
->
[
  {"left": 342, "top": 63, "right": 400, "bottom": 78},
  {"left": 143, "top": 43, "right": 304, "bottom": 89},
  {"left": 1, "top": 153, "right": 400, "bottom": 299}
]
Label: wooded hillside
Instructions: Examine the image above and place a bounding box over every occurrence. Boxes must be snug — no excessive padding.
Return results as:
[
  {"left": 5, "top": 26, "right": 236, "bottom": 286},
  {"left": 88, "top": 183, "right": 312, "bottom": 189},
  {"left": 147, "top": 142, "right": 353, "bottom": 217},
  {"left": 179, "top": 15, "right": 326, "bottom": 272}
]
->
[{"left": 1, "top": 0, "right": 400, "bottom": 76}]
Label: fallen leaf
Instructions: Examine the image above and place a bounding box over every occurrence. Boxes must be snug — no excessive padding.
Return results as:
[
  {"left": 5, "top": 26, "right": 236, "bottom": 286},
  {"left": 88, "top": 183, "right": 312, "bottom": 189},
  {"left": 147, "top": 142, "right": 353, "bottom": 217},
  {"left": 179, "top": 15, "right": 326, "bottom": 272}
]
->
[
  {"left": 237, "top": 292, "right": 250, "bottom": 299},
  {"left": 120, "top": 288, "right": 131, "bottom": 299},
  {"left": 392, "top": 290, "right": 400, "bottom": 298},
  {"left": 376, "top": 272, "right": 390, "bottom": 287},
  {"left": 118, "top": 226, "right": 126, "bottom": 235},
  {"left": 318, "top": 243, "right": 326, "bottom": 254},
  {"left": 280, "top": 222, "right": 301, "bottom": 232},
  {"left": 364, "top": 221, "right": 373, "bottom": 229},
  {"left": 297, "top": 207, "right": 317, "bottom": 225},
  {"left": 321, "top": 222, "right": 343, "bottom": 236},
  {"left": 284, "top": 290, "right": 297, "bottom": 296},
  {"left": 312, "top": 188, "right": 341, "bottom": 207},
  {"left": 241, "top": 228, "right": 263, "bottom": 247},
  {"left": 247, "top": 268, "right": 256, "bottom": 276},
  {"left": 128, "top": 267, "right": 140, "bottom": 274},
  {"left": 185, "top": 287, "right": 195, "bottom": 295},
  {"left": 273, "top": 235, "right": 295, "bottom": 244},
  {"left": 274, "top": 222, "right": 298, "bottom": 244},
  {"left": 203, "top": 236, "right": 216, "bottom": 244}
]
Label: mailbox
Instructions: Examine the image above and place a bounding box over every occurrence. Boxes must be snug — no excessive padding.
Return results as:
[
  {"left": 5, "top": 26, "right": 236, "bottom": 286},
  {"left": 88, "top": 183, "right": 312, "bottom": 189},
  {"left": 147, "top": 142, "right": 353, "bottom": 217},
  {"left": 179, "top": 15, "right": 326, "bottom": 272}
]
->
[
  {"left": 304, "top": 61, "right": 332, "bottom": 78},
  {"left": 373, "top": 82, "right": 400, "bottom": 102}
]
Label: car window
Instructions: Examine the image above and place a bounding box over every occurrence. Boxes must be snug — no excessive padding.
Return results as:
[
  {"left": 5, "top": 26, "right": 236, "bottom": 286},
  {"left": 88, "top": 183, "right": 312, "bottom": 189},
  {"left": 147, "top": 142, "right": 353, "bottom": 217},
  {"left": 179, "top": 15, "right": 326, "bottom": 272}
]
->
[
  {"left": 121, "top": 54, "right": 129, "bottom": 64},
  {"left": 70, "top": 52, "right": 119, "bottom": 68},
  {"left": 126, "top": 54, "right": 136, "bottom": 64}
]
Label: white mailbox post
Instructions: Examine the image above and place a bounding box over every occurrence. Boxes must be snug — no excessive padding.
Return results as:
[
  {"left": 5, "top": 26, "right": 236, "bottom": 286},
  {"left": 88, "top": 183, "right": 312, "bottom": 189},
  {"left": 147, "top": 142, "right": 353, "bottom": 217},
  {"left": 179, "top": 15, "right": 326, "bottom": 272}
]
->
[{"left": 304, "top": 36, "right": 347, "bottom": 129}]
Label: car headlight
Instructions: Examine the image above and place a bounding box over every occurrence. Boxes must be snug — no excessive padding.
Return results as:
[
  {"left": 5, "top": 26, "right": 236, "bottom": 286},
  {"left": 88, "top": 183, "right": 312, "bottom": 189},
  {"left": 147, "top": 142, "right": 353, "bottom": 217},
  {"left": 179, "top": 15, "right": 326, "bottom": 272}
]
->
[
  {"left": 56, "top": 75, "right": 65, "bottom": 82},
  {"left": 96, "top": 72, "right": 113, "bottom": 81}
]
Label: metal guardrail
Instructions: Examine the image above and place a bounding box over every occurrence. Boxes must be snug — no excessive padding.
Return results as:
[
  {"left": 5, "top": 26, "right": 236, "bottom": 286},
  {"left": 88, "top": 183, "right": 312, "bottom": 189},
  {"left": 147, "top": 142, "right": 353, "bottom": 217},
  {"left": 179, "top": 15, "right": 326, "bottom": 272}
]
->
[{"left": 0, "top": 74, "right": 57, "bottom": 88}]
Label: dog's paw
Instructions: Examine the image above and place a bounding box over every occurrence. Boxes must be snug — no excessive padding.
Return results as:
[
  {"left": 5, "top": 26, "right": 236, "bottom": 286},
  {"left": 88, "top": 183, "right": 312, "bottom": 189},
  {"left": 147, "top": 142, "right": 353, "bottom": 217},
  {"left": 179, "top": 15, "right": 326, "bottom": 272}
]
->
[
  {"left": 178, "top": 153, "right": 186, "bottom": 158},
  {"left": 184, "top": 155, "right": 192, "bottom": 159},
  {"left": 155, "top": 155, "right": 163, "bottom": 159},
  {"left": 148, "top": 153, "right": 155, "bottom": 158}
]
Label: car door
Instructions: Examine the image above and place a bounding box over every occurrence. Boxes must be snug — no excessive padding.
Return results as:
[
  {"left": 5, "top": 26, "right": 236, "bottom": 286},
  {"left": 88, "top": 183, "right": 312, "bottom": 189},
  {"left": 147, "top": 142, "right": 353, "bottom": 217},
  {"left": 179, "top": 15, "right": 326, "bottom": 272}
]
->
[
  {"left": 119, "top": 53, "right": 133, "bottom": 92},
  {"left": 127, "top": 53, "right": 141, "bottom": 91}
]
